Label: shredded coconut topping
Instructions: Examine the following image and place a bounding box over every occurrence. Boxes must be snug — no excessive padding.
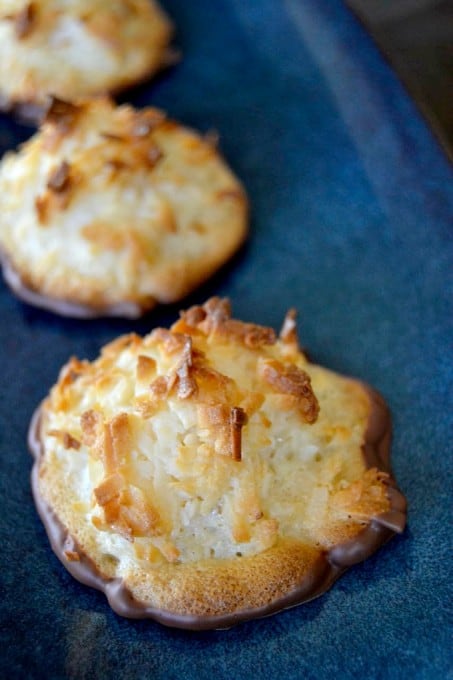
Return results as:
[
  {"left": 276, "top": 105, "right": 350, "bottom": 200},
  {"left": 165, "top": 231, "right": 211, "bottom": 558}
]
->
[{"left": 40, "top": 298, "right": 391, "bottom": 566}]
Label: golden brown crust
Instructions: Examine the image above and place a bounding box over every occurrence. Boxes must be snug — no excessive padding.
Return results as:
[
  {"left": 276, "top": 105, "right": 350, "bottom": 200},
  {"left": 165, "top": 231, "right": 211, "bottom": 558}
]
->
[
  {"left": 0, "top": 101, "right": 248, "bottom": 317},
  {"left": 0, "top": 0, "right": 174, "bottom": 113},
  {"left": 29, "top": 299, "right": 406, "bottom": 627}
]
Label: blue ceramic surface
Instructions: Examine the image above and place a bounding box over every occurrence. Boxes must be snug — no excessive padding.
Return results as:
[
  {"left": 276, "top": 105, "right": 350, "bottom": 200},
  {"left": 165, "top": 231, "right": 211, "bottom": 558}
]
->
[{"left": 0, "top": 1, "right": 452, "bottom": 678}]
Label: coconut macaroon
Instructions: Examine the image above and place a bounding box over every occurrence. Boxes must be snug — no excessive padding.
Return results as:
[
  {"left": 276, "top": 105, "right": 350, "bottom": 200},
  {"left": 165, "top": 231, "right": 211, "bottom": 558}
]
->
[
  {"left": 0, "top": 0, "right": 174, "bottom": 118},
  {"left": 29, "top": 298, "right": 406, "bottom": 629},
  {"left": 0, "top": 98, "right": 248, "bottom": 317}
]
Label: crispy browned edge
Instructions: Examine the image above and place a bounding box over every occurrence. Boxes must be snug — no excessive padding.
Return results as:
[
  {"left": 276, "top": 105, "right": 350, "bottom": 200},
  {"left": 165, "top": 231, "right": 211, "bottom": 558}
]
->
[
  {"left": 0, "top": 247, "right": 146, "bottom": 318},
  {"left": 0, "top": 238, "right": 249, "bottom": 319},
  {"left": 28, "top": 380, "right": 407, "bottom": 630}
]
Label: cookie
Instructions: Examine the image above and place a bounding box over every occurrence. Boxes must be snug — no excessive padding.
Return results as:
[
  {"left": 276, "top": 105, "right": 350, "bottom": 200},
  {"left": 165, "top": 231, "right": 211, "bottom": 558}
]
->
[
  {"left": 0, "top": 99, "right": 248, "bottom": 317},
  {"left": 0, "top": 0, "right": 174, "bottom": 118},
  {"left": 29, "top": 298, "right": 406, "bottom": 629}
]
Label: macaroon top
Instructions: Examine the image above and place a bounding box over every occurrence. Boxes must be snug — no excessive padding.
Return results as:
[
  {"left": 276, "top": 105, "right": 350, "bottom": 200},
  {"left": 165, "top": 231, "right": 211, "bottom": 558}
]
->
[
  {"left": 0, "top": 99, "right": 248, "bottom": 316},
  {"left": 30, "top": 299, "right": 403, "bottom": 628}
]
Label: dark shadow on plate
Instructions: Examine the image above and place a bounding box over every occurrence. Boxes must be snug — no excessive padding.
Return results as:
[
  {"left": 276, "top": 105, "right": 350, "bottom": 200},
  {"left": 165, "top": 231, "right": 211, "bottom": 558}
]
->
[{"left": 0, "top": 112, "right": 35, "bottom": 151}]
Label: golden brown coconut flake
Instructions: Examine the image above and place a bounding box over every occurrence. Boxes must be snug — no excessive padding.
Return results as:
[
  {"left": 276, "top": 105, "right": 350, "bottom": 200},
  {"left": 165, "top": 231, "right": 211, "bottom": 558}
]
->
[
  {"left": 80, "top": 409, "right": 103, "bottom": 447},
  {"left": 177, "top": 298, "right": 276, "bottom": 348},
  {"left": 329, "top": 468, "right": 392, "bottom": 523},
  {"left": 43, "top": 97, "right": 82, "bottom": 134},
  {"left": 47, "top": 160, "right": 71, "bottom": 193},
  {"left": 230, "top": 406, "right": 247, "bottom": 461},
  {"left": 47, "top": 429, "right": 81, "bottom": 450},
  {"left": 35, "top": 160, "right": 76, "bottom": 224},
  {"left": 14, "top": 3, "right": 36, "bottom": 39},
  {"left": 136, "top": 355, "right": 157, "bottom": 386},
  {"left": 131, "top": 108, "right": 167, "bottom": 137},
  {"left": 175, "top": 336, "right": 197, "bottom": 400},
  {"left": 279, "top": 308, "right": 299, "bottom": 346},
  {"left": 257, "top": 358, "right": 319, "bottom": 423}
]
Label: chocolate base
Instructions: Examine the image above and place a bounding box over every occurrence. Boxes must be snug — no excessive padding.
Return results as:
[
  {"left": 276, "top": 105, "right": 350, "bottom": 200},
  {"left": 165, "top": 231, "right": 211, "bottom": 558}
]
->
[
  {"left": 0, "top": 248, "right": 146, "bottom": 319},
  {"left": 28, "top": 386, "right": 407, "bottom": 630}
]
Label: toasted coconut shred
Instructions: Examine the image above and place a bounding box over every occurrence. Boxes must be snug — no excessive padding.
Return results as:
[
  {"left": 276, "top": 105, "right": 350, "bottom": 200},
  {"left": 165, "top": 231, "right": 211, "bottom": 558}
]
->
[{"left": 31, "top": 299, "right": 406, "bottom": 626}]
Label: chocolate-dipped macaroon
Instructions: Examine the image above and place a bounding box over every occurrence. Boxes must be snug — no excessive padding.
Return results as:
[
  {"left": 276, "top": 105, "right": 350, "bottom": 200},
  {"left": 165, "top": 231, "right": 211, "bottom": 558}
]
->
[{"left": 29, "top": 298, "right": 406, "bottom": 629}]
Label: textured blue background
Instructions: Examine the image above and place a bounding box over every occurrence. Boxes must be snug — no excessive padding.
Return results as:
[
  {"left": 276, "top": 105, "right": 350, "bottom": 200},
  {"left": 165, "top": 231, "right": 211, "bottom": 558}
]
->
[{"left": 0, "top": 1, "right": 452, "bottom": 678}]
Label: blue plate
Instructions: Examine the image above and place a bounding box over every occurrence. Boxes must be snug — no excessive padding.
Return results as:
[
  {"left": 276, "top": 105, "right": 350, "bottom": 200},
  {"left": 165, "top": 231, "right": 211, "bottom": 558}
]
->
[{"left": 0, "top": 1, "right": 451, "bottom": 677}]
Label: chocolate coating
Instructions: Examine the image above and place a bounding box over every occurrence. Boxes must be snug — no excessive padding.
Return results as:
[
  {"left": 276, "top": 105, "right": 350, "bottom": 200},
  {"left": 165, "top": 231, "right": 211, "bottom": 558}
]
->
[{"left": 28, "top": 386, "right": 406, "bottom": 630}]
